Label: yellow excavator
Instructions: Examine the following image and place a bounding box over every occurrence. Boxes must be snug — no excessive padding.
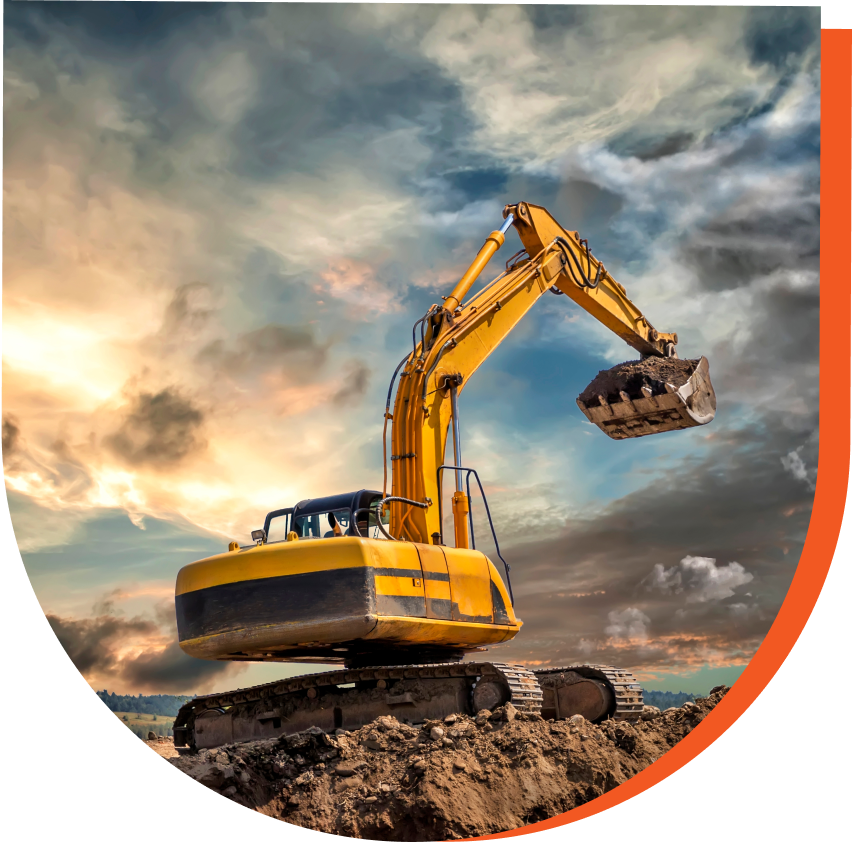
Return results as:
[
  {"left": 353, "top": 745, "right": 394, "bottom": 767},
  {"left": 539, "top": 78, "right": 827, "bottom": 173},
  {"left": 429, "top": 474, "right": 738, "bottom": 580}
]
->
[{"left": 173, "top": 202, "right": 716, "bottom": 749}]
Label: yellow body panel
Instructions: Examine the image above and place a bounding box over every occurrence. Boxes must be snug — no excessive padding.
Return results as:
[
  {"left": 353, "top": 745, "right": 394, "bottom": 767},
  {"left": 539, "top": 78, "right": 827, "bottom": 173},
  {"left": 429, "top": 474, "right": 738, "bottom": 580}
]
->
[
  {"left": 175, "top": 537, "right": 520, "bottom": 662},
  {"left": 365, "top": 616, "right": 518, "bottom": 646},
  {"left": 176, "top": 536, "right": 372, "bottom": 595}
]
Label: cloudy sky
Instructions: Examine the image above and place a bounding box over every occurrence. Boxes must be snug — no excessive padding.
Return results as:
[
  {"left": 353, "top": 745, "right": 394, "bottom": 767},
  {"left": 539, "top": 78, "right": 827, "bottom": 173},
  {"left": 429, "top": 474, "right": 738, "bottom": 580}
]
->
[{"left": 3, "top": 3, "right": 820, "bottom": 697}]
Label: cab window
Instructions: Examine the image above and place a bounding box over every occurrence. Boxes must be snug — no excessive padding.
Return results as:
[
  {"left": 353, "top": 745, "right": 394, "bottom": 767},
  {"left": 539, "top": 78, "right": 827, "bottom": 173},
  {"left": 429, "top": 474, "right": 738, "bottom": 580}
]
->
[{"left": 294, "top": 509, "right": 351, "bottom": 539}]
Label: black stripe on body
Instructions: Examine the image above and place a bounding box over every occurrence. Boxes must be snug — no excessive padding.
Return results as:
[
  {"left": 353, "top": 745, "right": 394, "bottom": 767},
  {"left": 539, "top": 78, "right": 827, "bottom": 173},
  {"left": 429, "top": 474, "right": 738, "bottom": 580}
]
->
[
  {"left": 176, "top": 568, "right": 374, "bottom": 642},
  {"left": 451, "top": 604, "right": 493, "bottom": 625},
  {"left": 373, "top": 567, "right": 423, "bottom": 579},
  {"left": 376, "top": 594, "right": 427, "bottom": 617},
  {"left": 371, "top": 566, "right": 450, "bottom": 582},
  {"left": 424, "top": 571, "right": 450, "bottom": 582},
  {"left": 490, "top": 580, "right": 511, "bottom": 625},
  {"left": 426, "top": 597, "right": 453, "bottom": 619}
]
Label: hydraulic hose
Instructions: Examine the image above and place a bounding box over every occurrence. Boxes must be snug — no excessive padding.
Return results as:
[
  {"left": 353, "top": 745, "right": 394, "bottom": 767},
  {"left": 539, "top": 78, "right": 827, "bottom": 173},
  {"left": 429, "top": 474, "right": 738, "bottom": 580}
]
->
[{"left": 374, "top": 495, "right": 432, "bottom": 541}]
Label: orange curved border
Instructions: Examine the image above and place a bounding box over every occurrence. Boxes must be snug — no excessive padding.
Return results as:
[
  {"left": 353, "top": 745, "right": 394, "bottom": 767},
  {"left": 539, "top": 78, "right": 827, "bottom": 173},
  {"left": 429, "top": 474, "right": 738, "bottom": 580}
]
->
[{"left": 473, "top": 30, "right": 851, "bottom": 841}]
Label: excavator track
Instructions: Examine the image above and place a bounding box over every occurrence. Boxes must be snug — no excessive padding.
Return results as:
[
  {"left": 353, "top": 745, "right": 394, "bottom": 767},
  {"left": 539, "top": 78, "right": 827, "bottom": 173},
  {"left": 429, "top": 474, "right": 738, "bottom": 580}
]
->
[
  {"left": 535, "top": 664, "right": 644, "bottom": 723},
  {"left": 174, "top": 661, "right": 543, "bottom": 750}
]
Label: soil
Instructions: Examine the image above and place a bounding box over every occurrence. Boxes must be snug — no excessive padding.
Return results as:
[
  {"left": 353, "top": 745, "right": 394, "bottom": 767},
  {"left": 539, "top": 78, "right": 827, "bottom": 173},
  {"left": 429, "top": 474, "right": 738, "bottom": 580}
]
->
[
  {"left": 162, "top": 687, "right": 729, "bottom": 840},
  {"left": 578, "top": 358, "right": 699, "bottom": 407}
]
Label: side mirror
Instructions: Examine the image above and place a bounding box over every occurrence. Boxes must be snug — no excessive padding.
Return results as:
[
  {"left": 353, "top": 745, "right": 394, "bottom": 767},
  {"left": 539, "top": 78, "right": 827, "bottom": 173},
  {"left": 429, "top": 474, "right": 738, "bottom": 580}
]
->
[{"left": 251, "top": 529, "right": 267, "bottom": 546}]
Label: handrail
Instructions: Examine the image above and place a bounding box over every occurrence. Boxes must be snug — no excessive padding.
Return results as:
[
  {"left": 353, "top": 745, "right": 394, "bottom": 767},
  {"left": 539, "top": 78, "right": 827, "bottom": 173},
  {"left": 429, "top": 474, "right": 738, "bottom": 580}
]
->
[{"left": 436, "top": 464, "right": 513, "bottom": 604}]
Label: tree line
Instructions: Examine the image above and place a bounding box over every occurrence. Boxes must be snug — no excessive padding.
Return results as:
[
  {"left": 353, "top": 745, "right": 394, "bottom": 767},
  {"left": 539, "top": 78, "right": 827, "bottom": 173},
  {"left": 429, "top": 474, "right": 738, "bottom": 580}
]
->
[
  {"left": 97, "top": 690, "right": 192, "bottom": 717},
  {"left": 641, "top": 690, "right": 697, "bottom": 710}
]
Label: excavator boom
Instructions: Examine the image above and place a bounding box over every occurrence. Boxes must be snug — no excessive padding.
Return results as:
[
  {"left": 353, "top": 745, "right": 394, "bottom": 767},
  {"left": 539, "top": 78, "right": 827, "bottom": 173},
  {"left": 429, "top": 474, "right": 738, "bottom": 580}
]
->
[
  {"left": 172, "top": 200, "right": 715, "bottom": 748},
  {"left": 387, "top": 201, "right": 716, "bottom": 544}
]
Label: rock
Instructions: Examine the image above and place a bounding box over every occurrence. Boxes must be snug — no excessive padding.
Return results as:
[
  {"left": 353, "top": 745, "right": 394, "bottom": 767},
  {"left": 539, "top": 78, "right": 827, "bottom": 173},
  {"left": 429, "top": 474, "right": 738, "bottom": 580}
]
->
[
  {"left": 568, "top": 714, "right": 585, "bottom": 727},
  {"left": 288, "top": 794, "right": 301, "bottom": 807},
  {"left": 293, "top": 771, "right": 314, "bottom": 787},
  {"left": 475, "top": 710, "right": 491, "bottom": 726},
  {"left": 682, "top": 702, "right": 700, "bottom": 713},
  {"left": 442, "top": 738, "right": 454, "bottom": 747},
  {"left": 501, "top": 703, "right": 518, "bottom": 722},
  {"left": 335, "top": 764, "right": 358, "bottom": 777},
  {"left": 430, "top": 726, "right": 445, "bottom": 741},
  {"left": 641, "top": 705, "right": 661, "bottom": 721},
  {"left": 222, "top": 785, "right": 237, "bottom": 797},
  {"left": 453, "top": 759, "right": 467, "bottom": 771},
  {"left": 413, "top": 760, "right": 428, "bottom": 774},
  {"left": 197, "top": 763, "right": 234, "bottom": 789},
  {"left": 376, "top": 716, "right": 397, "bottom": 731},
  {"left": 147, "top": 731, "right": 157, "bottom": 740},
  {"left": 380, "top": 783, "right": 392, "bottom": 793},
  {"left": 365, "top": 739, "right": 383, "bottom": 751},
  {"left": 710, "top": 685, "right": 727, "bottom": 695},
  {"left": 444, "top": 714, "right": 458, "bottom": 724},
  {"left": 239, "top": 771, "right": 251, "bottom": 784},
  {"left": 364, "top": 796, "right": 378, "bottom": 804}
]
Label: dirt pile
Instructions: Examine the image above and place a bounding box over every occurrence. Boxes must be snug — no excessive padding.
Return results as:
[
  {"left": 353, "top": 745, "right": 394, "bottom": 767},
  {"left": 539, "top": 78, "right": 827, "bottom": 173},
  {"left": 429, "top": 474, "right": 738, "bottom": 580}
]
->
[
  {"left": 578, "top": 358, "right": 699, "bottom": 407},
  {"left": 164, "top": 687, "right": 728, "bottom": 839}
]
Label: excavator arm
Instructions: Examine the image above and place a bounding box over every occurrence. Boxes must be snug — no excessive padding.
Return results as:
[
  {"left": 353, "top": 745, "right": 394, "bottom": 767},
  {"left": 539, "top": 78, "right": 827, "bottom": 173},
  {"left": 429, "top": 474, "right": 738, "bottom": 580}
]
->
[{"left": 387, "top": 201, "right": 712, "bottom": 546}]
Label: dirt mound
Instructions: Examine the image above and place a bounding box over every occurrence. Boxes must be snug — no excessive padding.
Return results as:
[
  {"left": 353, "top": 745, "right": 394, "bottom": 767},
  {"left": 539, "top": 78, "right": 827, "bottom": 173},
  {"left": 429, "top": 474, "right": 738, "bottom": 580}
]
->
[
  {"left": 166, "top": 687, "right": 729, "bottom": 839},
  {"left": 578, "top": 358, "right": 699, "bottom": 407}
]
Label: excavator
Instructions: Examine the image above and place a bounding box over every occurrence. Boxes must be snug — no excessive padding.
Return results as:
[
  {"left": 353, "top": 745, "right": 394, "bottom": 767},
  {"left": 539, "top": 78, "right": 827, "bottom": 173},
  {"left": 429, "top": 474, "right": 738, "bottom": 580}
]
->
[{"left": 173, "top": 202, "right": 716, "bottom": 749}]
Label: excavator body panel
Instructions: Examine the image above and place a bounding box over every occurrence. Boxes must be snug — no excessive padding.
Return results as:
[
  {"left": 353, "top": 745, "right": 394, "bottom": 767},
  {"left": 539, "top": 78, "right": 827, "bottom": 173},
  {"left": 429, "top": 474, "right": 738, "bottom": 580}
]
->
[{"left": 176, "top": 536, "right": 521, "bottom": 665}]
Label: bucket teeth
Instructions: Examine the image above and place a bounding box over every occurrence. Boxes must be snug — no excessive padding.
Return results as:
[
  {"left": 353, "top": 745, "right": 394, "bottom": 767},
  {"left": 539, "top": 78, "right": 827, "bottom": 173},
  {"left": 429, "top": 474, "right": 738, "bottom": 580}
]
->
[{"left": 577, "top": 356, "right": 716, "bottom": 440}]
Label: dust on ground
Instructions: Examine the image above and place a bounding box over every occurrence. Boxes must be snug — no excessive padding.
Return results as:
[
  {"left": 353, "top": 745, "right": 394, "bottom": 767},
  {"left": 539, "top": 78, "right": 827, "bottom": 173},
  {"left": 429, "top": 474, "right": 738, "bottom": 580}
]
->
[
  {"left": 579, "top": 358, "right": 699, "bottom": 407},
  {"left": 158, "top": 687, "right": 729, "bottom": 840}
]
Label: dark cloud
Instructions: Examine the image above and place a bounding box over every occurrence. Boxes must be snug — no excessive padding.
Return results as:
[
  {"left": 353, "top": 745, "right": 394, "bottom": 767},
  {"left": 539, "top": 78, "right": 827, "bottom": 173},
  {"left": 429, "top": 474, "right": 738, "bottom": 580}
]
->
[
  {"left": 680, "top": 189, "right": 819, "bottom": 292},
  {"left": 47, "top": 601, "right": 243, "bottom": 694},
  {"left": 2, "top": 415, "right": 21, "bottom": 461},
  {"left": 48, "top": 611, "right": 157, "bottom": 676},
  {"left": 526, "top": 5, "right": 584, "bottom": 33},
  {"left": 744, "top": 7, "right": 820, "bottom": 70},
  {"left": 4, "top": 2, "right": 234, "bottom": 56},
  {"left": 332, "top": 361, "right": 371, "bottom": 407},
  {"left": 612, "top": 131, "right": 696, "bottom": 162},
  {"left": 494, "top": 414, "right": 813, "bottom": 673},
  {"left": 198, "top": 324, "right": 328, "bottom": 378},
  {"left": 105, "top": 388, "right": 206, "bottom": 468},
  {"left": 159, "top": 283, "right": 214, "bottom": 337}
]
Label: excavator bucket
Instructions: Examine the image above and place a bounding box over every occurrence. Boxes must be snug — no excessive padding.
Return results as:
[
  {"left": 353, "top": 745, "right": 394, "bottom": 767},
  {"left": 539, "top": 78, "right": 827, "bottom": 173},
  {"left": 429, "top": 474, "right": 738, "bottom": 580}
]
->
[{"left": 576, "top": 356, "right": 716, "bottom": 440}]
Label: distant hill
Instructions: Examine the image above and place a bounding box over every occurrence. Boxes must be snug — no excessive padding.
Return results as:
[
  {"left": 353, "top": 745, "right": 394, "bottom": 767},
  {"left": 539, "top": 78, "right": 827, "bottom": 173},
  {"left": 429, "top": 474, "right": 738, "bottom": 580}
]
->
[
  {"left": 96, "top": 690, "right": 192, "bottom": 718},
  {"left": 641, "top": 689, "right": 697, "bottom": 710}
]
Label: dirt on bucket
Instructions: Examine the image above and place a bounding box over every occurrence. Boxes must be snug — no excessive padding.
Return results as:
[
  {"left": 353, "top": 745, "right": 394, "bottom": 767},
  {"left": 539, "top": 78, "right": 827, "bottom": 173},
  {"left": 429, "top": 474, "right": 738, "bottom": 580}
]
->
[{"left": 578, "top": 358, "right": 699, "bottom": 408}]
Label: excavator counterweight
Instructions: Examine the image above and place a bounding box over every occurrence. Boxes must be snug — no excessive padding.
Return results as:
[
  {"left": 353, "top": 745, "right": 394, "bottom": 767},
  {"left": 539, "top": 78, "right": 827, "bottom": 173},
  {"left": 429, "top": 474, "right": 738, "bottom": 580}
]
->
[{"left": 172, "top": 201, "right": 715, "bottom": 749}]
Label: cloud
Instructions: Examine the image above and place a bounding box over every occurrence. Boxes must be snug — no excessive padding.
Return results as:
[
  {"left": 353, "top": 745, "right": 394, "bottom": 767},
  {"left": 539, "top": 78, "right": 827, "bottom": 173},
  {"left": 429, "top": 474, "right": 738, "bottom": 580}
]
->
[
  {"left": 105, "top": 388, "right": 207, "bottom": 468},
  {"left": 332, "top": 362, "right": 371, "bottom": 407},
  {"left": 781, "top": 435, "right": 818, "bottom": 491},
  {"left": 46, "top": 598, "right": 246, "bottom": 694},
  {"left": 198, "top": 324, "right": 328, "bottom": 379},
  {"left": 2, "top": 415, "right": 21, "bottom": 462},
  {"left": 641, "top": 556, "right": 755, "bottom": 603},
  {"left": 3, "top": 5, "right": 820, "bottom": 692},
  {"left": 605, "top": 608, "right": 650, "bottom": 641}
]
